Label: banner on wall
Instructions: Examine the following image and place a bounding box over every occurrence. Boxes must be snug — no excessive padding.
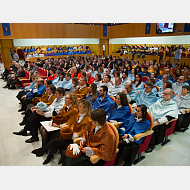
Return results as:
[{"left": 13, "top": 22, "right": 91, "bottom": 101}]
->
[
  {"left": 103, "top": 25, "right": 107, "bottom": 37},
  {"left": 2, "top": 23, "right": 11, "bottom": 36},
  {"left": 145, "top": 23, "right": 151, "bottom": 34},
  {"left": 183, "top": 23, "right": 190, "bottom": 32}
]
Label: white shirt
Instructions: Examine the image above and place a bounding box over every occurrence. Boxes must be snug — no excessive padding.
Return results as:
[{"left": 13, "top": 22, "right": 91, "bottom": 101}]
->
[
  {"left": 78, "top": 84, "right": 86, "bottom": 91},
  {"left": 78, "top": 113, "right": 86, "bottom": 123},
  {"left": 48, "top": 93, "right": 53, "bottom": 101},
  {"left": 94, "top": 125, "right": 103, "bottom": 134},
  {"left": 117, "top": 105, "right": 122, "bottom": 109}
]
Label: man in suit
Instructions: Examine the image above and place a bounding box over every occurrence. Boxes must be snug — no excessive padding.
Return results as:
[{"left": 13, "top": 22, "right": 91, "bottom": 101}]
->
[{"left": 74, "top": 77, "right": 88, "bottom": 100}]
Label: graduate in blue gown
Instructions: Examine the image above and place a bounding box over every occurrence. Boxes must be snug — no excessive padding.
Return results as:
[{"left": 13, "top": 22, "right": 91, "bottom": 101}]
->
[
  {"left": 155, "top": 74, "right": 173, "bottom": 89},
  {"left": 135, "top": 82, "right": 157, "bottom": 108},
  {"left": 115, "top": 105, "right": 150, "bottom": 166},
  {"left": 128, "top": 68, "right": 137, "bottom": 81},
  {"left": 107, "top": 92, "right": 131, "bottom": 122},
  {"left": 132, "top": 74, "right": 145, "bottom": 92},
  {"left": 92, "top": 86, "right": 115, "bottom": 114}
]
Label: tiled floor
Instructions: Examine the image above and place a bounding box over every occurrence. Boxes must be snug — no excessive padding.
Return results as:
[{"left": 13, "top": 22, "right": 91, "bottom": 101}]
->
[{"left": 0, "top": 78, "right": 190, "bottom": 166}]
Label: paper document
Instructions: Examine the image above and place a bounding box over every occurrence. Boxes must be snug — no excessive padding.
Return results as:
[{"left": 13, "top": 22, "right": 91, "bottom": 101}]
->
[{"left": 40, "top": 120, "right": 60, "bottom": 132}]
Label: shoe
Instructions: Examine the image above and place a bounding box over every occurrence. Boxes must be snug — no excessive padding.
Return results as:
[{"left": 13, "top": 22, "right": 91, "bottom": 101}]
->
[
  {"left": 18, "top": 109, "right": 24, "bottom": 112},
  {"left": 43, "top": 155, "right": 54, "bottom": 165},
  {"left": 3, "top": 85, "right": 8, "bottom": 88},
  {"left": 25, "top": 137, "right": 39, "bottom": 143},
  {"left": 19, "top": 121, "right": 26, "bottom": 126},
  {"left": 36, "top": 150, "right": 48, "bottom": 157},
  {"left": 13, "top": 129, "right": 27, "bottom": 136},
  {"left": 145, "top": 147, "right": 154, "bottom": 153},
  {"left": 8, "top": 87, "right": 16, "bottom": 89},
  {"left": 21, "top": 112, "right": 25, "bottom": 115}
]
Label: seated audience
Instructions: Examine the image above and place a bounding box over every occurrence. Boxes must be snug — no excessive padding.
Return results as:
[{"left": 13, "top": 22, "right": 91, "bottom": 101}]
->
[
  {"left": 128, "top": 68, "right": 136, "bottom": 81},
  {"left": 92, "top": 86, "right": 114, "bottom": 113},
  {"left": 173, "top": 86, "right": 190, "bottom": 132},
  {"left": 74, "top": 77, "right": 88, "bottom": 100},
  {"left": 69, "top": 77, "right": 79, "bottom": 93},
  {"left": 53, "top": 72, "right": 65, "bottom": 88},
  {"left": 61, "top": 73, "right": 72, "bottom": 92},
  {"left": 46, "top": 68, "right": 56, "bottom": 81},
  {"left": 86, "top": 72, "right": 95, "bottom": 86},
  {"left": 84, "top": 83, "right": 97, "bottom": 105},
  {"left": 13, "top": 87, "right": 65, "bottom": 143},
  {"left": 62, "top": 108, "right": 117, "bottom": 166},
  {"left": 155, "top": 74, "right": 173, "bottom": 89},
  {"left": 93, "top": 73, "right": 102, "bottom": 91},
  {"left": 157, "top": 81, "right": 173, "bottom": 98},
  {"left": 107, "top": 92, "right": 131, "bottom": 122},
  {"left": 182, "top": 65, "right": 189, "bottom": 81},
  {"left": 146, "top": 88, "right": 178, "bottom": 152},
  {"left": 102, "top": 75, "right": 113, "bottom": 90},
  {"left": 115, "top": 105, "right": 150, "bottom": 166},
  {"left": 142, "top": 67, "right": 151, "bottom": 78},
  {"left": 121, "top": 71, "right": 131, "bottom": 86}
]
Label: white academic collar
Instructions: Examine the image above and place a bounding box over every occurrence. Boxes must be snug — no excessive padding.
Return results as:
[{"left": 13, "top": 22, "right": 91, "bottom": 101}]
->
[
  {"left": 117, "top": 105, "right": 122, "bottom": 109},
  {"left": 135, "top": 116, "right": 142, "bottom": 122},
  {"left": 94, "top": 125, "right": 103, "bottom": 134},
  {"left": 181, "top": 94, "right": 188, "bottom": 98},
  {"left": 79, "top": 84, "right": 86, "bottom": 90},
  {"left": 48, "top": 93, "right": 53, "bottom": 99},
  {"left": 145, "top": 92, "right": 150, "bottom": 96},
  {"left": 66, "top": 104, "right": 72, "bottom": 110}
]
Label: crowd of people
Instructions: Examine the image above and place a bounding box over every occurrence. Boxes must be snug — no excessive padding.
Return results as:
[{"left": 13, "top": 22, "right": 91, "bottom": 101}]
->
[{"left": 1, "top": 53, "right": 190, "bottom": 166}]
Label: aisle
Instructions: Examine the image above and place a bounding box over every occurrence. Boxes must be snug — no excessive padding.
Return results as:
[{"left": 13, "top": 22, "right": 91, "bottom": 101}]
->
[{"left": 0, "top": 79, "right": 190, "bottom": 166}]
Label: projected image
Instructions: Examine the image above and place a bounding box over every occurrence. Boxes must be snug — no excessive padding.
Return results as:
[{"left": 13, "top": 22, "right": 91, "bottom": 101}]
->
[{"left": 156, "top": 23, "right": 174, "bottom": 33}]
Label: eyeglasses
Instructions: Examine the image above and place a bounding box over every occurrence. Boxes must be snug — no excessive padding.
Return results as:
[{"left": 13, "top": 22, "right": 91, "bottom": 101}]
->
[{"left": 65, "top": 97, "right": 70, "bottom": 99}]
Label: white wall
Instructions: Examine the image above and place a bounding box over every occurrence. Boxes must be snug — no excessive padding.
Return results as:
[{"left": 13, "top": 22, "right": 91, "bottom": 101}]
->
[
  {"left": 109, "top": 35, "right": 190, "bottom": 44},
  {"left": 13, "top": 38, "right": 99, "bottom": 47}
]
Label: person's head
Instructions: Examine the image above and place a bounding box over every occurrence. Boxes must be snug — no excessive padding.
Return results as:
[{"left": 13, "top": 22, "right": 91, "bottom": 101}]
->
[
  {"left": 145, "top": 82, "right": 154, "bottom": 93},
  {"left": 65, "top": 73, "right": 71, "bottom": 81},
  {"left": 104, "top": 75, "right": 111, "bottom": 83},
  {"left": 165, "top": 68, "right": 170, "bottom": 75},
  {"left": 81, "top": 71, "right": 86, "bottom": 78},
  {"left": 98, "top": 67, "right": 104, "bottom": 74},
  {"left": 163, "top": 81, "right": 172, "bottom": 89},
  {"left": 37, "top": 78, "right": 44, "bottom": 86},
  {"left": 88, "top": 83, "right": 97, "bottom": 94},
  {"left": 136, "top": 66, "right": 141, "bottom": 73},
  {"left": 135, "top": 74, "right": 142, "bottom": 82},
  {"left": 131, "top": 68, "right": 137, "bottom": 75},
  {"left": 55, "top": 87, "right": 65, "bottom": 99},
  {"left": 122, "top": 71, "right": 128, "bottom": 79},
  {"left": 99, "top": 86, "right": 108, "bottom": 97},
  {"left": 78, "top": 99, "right": 93, "bottom": 117},
  {"left": 115, "top": 92, "right": 129, "bottom": 106},
  {"left": 58, "top": 72, "right": 65, "bottom": 80},
  {"left": 125, "top": 82, "right": 133, "bottom": 93},
  {"left": 115, "top": 77, "right": 122, "bottom": 86},
  {"left": 148, "top": 78, "right": 155, "bottom": 84},
  {"left": 72, "top": 77, "right": 79, "bottom": 86},
  {"left": 55, "top": 70, "right": 61, "bottom": 77},
  {"left": 49, "top": 68, "right": 55, "bottom": 75},
  {"left": 105, "top": 69, "right": 111, "bottom": 75},
  {"left": 143, "top": 67, "right": 148, "bottom": 73},
  {"left": 79, "top": 77, "right": 87, "bottom": 86},
  {"left": 177, "top": 75, "right": 185, "bottom": 84},
  {"left": 182, "top": 86, "right": 190, "bottom": 96},
  {"left": 184, "top": 65, "right": 189, "bottom": 72},
  {"left": 46, "top": 85, "right": 56, "bottom": 95},
  {"left": 136, "top": 105, "right": 148, "bottom": 121},
  {"left": 163, "top": 88, "right": 174, "bottom": 101},
  {"left": 162, "top": 74, "right": 169, "bottom": 83},
  {"left": 95, "top": 73, "right": 101, "bottom": 82},
  {"left": 91, "top": 109, "right": 106, "bottom": 126},
  {"left": 44, "top": 80, "right": 52, "bottom": 88},
  {"left": 65, "top": 92, "right": 79, "bottom": 108},
  {"left": 86, "top": 72, "right": 91, "bottom": 79}
]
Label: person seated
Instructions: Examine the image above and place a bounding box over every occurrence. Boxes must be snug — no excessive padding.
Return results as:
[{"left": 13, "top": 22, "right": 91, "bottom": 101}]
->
[
  {"left": 30, "top": 46, "right": 35, "bottom": 52},
  {"left": 108, "top": 78, "right": 124, "bottom": 98},
  {"left": 24, "top": 47, "right": 29, "bottom": 53},
  {"left": 132, "top": 74, "right": 144, "bottom": 91},
  {"left": 13, "top": 87, "right": 66, "bottom": 143},
  {"left": 47, "top": 46, "right": 52, "bottom": 51},
  {"left": 44, "top": 51, "right": 50, "bottom": 56},
  {"left": 70, "top": 67, "right": 78, "bottom": 79},
  {"left": 93, "top": 73, "right": 102, "bottom": 91},
  {"left": 86, "top": 48, "right": 91, "bottom": 54},
  {"left": 133, "top": 82, "right": 157, "bottom": 109},
  {"left": 77, "top": 71, "right": 86, "bottom": 80},
  {"left": 114, "top": 105, "right": 150, "bottom": 166},
  {"left": 92, "top": 86, "right": 114, "bottom": 113},
  {"left": 32, "top": 51, "right": 38, "bottom": 57},
  {"left": 52, "top": 70, "right": 61, "bottom": 84},
  {"left": 19, "top": 84, "right": 56, "bottom": 126},
  {"left": 173, "top": 86, "right": 190, "bottom": 132},
  {"left": 149, "top": 72, "right": 159, "bottom": 84},
  {"left": 62, "top": 108, "right": 117, "bottom": 166},
  {"left": 74, "top": 77, "right": 88, "bottom": 100},
  {"left": 46, "top": 68, "right": 56, "bottom": 81},
  {"left": 157, "top": 81, "right": 173, "bottom": 99},
  {"left": 155, "top": 74, "right": 173, "bottom": 89},
  {"left": 172, "top": 75, "right": 189, "bottom": 95},
  {"left": 52, "top": 72, "right": 65, "bottom": 88},
  {"left": 18, "top": 78, "right": 46, "bottom": 113},
  {"left": 162, "top": 68, "right": 173, "bottom": 81},
  {"left": 121, "top": 71, "right": 131, "bottom": 86},
  {"left": 4, "top": 66, "right": 26, "bottom": 89},
  {"left": 84, "top": 83, "right": 97, "bottom": 105},
  {"left": 58, "top": 46, "right": 63, "bottom": 51},
  {"left": 122, "top": 82, "right": 138, "bottom": 105},
  {"left": 102, "top": 75, "right": 113, "bottom": 90},
  {"left": 49, "top": 50, "right": 55, "bottom": 56},
  {"left": 86, "top": 72, "right": 95, "bottom": 86},
  {"left": 37, "top": 92, "right": 79, "bottom": 149},
  {"left": 182, "top": 65, "right": 189, "bottom": 81},
  {"left": 141, "top": 67, "right": 151, "bottom": 78},
  {"left": 56, "top": 51, "right": 62, "bottom": 56},
  {"left": 146, "top": 88, "right": 178, "bottom": 153},
  {"left": 107, "top": 92, "right": 131, "bottom": 123},
  {"left": 128, "top": 68, "right": 137, "bottom": 81},
  {"left": 68, "top": 45, "right": 73, "bottom": 50},
  {"left": 69, "top": 77, "right": 79, "bottom": 93},
  {"left": 61, "top": 73, "right": 72, "bottom": 92},
  {"left": 91, "top": 65, "right": 98, "bottom": 78},
  {"left": 32, "top": 99, "right": 92, "bottom": 165}
]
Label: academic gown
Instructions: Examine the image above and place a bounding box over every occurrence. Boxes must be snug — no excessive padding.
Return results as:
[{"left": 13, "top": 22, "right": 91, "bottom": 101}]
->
[
  {"left": 128, "top": 89, "right": 138, "bottom": 102},
  {"left": 83, "top": 94, "right": 96, "bottom": 105},
  {"left": 92, "top": 94, "right": 115, "bottom": 113},
  {"left": 107, "top": 105, "right": 131, "bottom": 122},
  {"left": 132, "top": 82, "right": 145, "bottom": 91},
  {"left": 172, "top": 82, "right": 189, "bottom": 95},
  {"left": 136, "top": 89, "right": 157, "bottom": 108},
  {"left": 117, "top": 113, "right": 150, "bottom": 144},
  {"left": 155, "top": 79, "right": 173, "bottom": 89}
]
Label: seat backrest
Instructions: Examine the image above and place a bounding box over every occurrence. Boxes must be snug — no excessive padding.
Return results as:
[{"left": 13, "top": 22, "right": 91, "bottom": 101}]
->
[
  {"left": 110, "top": 96, "right": 115, "bottom": 102},
  {"left": 147, "top": 111, "right": 154, "bottom": 131},
  {"left": 128, "top": 104, "right": 133, "bottom": 115},
  {"left": 107, "top": 122, "right": 119, "bottom": 148},
  {"left": 154, "top": 85, "right": 160, "bottom": 92},
  {"left": 142, "top": 76, "right": 149, "bottom": 82}
]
